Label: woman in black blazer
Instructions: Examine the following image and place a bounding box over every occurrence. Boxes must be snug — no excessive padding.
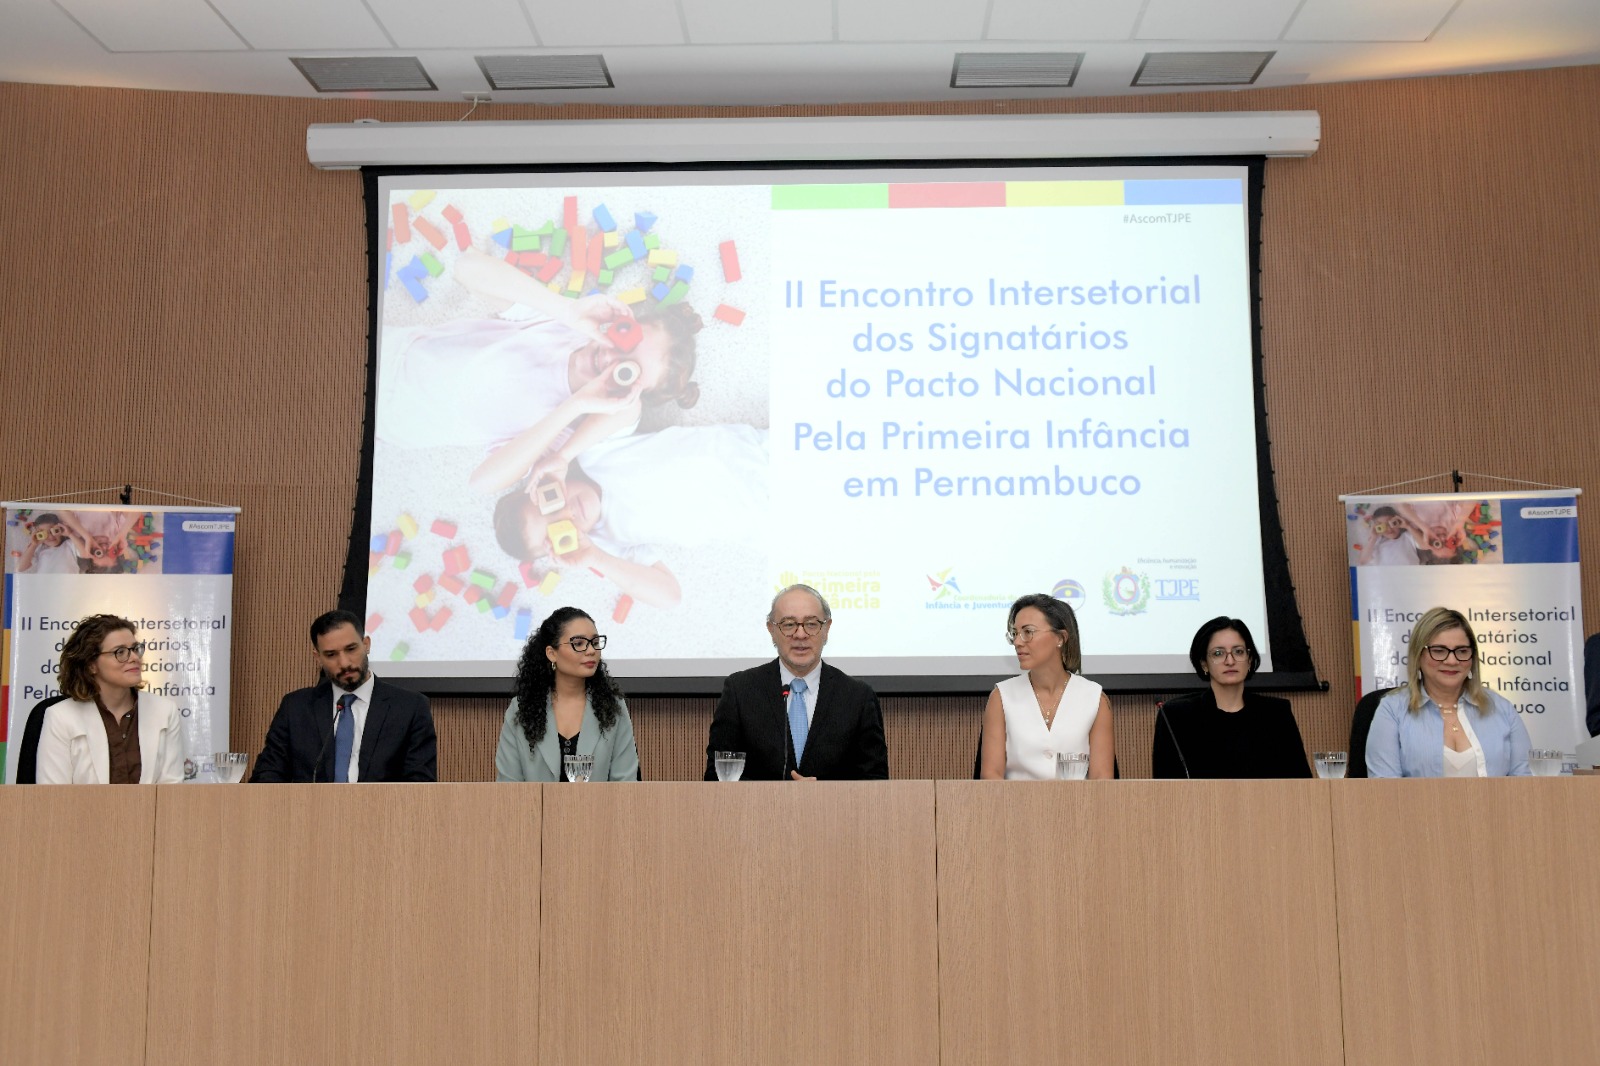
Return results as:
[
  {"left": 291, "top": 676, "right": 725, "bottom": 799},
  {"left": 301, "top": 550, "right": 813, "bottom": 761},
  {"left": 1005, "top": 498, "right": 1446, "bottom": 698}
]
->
[{"left": 1151, "top": 616, "right": 1311, "bottom": 779}]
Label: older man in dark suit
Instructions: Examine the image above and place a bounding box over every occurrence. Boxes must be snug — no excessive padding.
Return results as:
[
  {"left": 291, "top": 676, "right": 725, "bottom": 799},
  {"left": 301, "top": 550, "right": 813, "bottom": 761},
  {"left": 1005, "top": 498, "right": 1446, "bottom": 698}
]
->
[
  {"left": 704, "top": 584, "right": 888, "bottom": 781},
  {"left": 251, "top": 609, "right": 437, "bottom": 783}
]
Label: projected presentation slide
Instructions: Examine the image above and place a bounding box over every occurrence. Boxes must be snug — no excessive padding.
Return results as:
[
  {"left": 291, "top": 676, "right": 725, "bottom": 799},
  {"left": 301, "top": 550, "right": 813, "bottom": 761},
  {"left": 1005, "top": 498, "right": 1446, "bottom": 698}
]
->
[{"left": 367, "top": 165, "right": 1270, "bottom": 682}]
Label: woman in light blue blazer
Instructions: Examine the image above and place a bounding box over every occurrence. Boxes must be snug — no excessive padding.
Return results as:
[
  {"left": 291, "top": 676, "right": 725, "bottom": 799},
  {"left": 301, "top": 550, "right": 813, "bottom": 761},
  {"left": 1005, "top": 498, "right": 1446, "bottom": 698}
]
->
[
  {"left": 1366, "top": 606, "right": 1530, "bottom": 778},
  {"left": 495, "top": 606, "right": 640, "bottom": 782}
]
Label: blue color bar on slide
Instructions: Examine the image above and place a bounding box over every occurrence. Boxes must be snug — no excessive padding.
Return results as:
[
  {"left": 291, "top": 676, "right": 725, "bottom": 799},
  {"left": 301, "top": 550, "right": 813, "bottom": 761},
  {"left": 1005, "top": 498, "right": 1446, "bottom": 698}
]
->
[{"left": 1123, "top": 179, "right": 1243, "bottom": 205}]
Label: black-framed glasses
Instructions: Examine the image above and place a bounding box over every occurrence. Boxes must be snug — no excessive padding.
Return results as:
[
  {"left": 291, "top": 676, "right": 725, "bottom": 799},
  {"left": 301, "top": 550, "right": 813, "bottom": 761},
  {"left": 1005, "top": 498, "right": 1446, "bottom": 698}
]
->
[
  {"left": 1208, "top": 646, "right": 1250, "bottom": 662},
  {"left": 773, "top": 618, "right": 827, "bottom": 637},
  {"left": 1004, "top": 625, "right": 1057, "bottom": 647},
  {"left": 565, "top": 635, "right": 607, "bottom": 653},
  {"left": 1423, "top": 644, "right": 1472, "bottom": 662},
  {"left": 99, "top": 642, "right": 147, "bottom": 663}
]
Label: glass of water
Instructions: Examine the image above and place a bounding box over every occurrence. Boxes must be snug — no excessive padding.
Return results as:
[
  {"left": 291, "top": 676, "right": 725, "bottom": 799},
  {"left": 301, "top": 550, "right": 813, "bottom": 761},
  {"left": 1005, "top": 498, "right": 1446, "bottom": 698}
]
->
[
  {"left": 1528, "top": 749, "right": 1565, "bottom": 777},
  {"left": 563, "top": 753, "right": 595, "bottom": 782},
  {"left": 212, "top": 752, "right": 249, "bottom": 784},
  {"left": 1055, "top": 752, "right": 1090, "bottom": 780},
  {"left": 714, "top": 751, "right": 746, "bottom": 781},
  {"left": 1313, "top": 752, "right": 1349, "bottom": 780}
]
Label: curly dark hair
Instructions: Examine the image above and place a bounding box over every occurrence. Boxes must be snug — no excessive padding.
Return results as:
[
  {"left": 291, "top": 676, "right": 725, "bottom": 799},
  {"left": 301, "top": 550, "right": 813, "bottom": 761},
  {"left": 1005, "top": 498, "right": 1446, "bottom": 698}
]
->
[
  {"left": 58, "top": 613, "right": 140, "bottom": 701},
  {"left": 512, "top": 606, "right": 622, "bottom": 750}
]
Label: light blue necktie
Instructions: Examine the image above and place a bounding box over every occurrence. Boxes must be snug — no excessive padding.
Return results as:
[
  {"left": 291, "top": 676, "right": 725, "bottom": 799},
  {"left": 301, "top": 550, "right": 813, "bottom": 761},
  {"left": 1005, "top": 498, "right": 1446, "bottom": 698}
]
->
[
  {"left": 333, "top": 693, "right": 355, "bottom": 783},
  {"left": 788, "top": 677, "right": 810, "bottom": 767}
]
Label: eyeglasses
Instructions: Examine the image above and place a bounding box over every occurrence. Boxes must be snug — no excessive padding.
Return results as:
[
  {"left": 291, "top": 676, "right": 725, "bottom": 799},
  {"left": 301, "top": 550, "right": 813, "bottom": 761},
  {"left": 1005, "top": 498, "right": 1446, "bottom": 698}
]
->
[
  {"left": 1005, "top": 625, "right": 1058, "bottom": 647},
  {"left": 1208, "top": 646, "right": 1250, "bottom": 662},
  {"left": 564, "top": 635, "right": 607, "bottom": 653},
  {"left": 1423, "top": 644, "right": 1472, "bottom": 662},
  {"left": 772, "top": 618, "right": 827, "bottom": 637},
  {"left": 99, "top": 643, "right": 147, "bottom": 663}
]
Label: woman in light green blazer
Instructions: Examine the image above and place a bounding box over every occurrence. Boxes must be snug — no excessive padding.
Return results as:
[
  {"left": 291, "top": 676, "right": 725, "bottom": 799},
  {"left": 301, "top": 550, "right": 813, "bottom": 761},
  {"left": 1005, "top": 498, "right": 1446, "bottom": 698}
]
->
[{"left": 495, "top": 606, "right": 641, "bottom": 782}]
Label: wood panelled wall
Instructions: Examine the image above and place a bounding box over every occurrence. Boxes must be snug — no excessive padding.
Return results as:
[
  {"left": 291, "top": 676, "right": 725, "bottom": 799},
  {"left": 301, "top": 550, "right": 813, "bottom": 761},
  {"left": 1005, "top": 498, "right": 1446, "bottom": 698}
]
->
[{"left": 2, "top": 68, "right": 1597, "bottom": 780}]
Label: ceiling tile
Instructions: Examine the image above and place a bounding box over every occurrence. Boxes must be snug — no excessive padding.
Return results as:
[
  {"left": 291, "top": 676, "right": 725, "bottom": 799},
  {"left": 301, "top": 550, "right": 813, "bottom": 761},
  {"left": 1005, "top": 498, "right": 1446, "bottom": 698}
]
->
[
  {"left": 1286, "top": 0, "right": 1458, "bottom": 42},
  {"left": 839, "top": 0, "right": 986, "bottom": 42},
  {"left": 55, "top": 0, "right": 247, "bottom": 51},
  {"left": 208, "top": 0, "right": 390, "bottom": 50},
  {"left": 1137, "top": 0, "right": 1302, "bottom": 41},
  {"left": 525, "top": 0, "right": 683, "bottom": 46},
  {"left": 986, "top": 0, "right": 1142, "bottom": 41},
  {"left": 679, "top": 0, "right": 833, "bottom": 45},
  {"left": 363, "top": 0, "right": 536, "bottom": 49}
]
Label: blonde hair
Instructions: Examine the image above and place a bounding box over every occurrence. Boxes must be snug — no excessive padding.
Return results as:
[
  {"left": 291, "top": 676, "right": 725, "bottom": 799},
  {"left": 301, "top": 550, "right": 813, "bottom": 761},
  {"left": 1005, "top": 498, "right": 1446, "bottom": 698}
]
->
[{"left": 1405, "top": 606, "right": 1486, "bottom": 712}]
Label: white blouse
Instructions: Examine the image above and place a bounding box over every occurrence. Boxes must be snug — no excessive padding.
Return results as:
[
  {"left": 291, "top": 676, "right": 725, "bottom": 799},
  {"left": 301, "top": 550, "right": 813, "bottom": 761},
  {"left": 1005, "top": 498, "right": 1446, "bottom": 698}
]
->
[{"left": 997, "top": 672, "right": 1103, "bottom": 781}]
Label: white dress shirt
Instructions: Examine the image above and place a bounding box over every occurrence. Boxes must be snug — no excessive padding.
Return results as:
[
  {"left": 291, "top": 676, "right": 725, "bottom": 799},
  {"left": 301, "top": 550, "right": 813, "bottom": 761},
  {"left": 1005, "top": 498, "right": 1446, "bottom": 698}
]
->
[{"left": 332, "top": 673, "right": 377, "bottom": 782}]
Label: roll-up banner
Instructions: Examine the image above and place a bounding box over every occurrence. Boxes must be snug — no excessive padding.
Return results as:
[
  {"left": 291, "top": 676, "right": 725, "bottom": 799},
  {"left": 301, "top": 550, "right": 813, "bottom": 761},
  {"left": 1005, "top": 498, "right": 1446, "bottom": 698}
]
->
[
  {"left": 1341, "top": 490, "right": 1585, "bottom": 756},
  {"left": 2, "top": 504, "right": 238, "bottom": 783}
]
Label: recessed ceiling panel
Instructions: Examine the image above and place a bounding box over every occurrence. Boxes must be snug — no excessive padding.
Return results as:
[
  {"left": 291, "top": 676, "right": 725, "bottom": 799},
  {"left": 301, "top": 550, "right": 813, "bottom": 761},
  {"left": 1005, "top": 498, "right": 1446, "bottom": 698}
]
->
[
  {"left": 986, "top": 0, "right": 1142, "bottom": 41},
  {"left": 364, "top": 0, "right": 536, "bottom": 49},
  {"left": 840, "top": 0, "right": 986, "bottom": 42},
  {"left": 1138, "top": 0, "right": 1302, "bottom": 41},
  {"left": 679, "top": 0, "right": 833, "bottom": 45},
  {"left": 208, "top": 0, "right": 390, "bottom": 50},
  {"left": 55, "top": 0, "right": 247, "bottom": 51},
  {"left": 1286, "top": 0, "right": 1459, "bottom": 42},
  {"left": 525, "top": 0, "right": 683, "bottom": 46}
]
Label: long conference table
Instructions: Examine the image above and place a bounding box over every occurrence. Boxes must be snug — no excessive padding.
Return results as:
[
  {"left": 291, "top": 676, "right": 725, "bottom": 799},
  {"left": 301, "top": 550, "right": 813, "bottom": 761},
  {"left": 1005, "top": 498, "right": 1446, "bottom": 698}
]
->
[{"left": 2, "top": 780, "right": 1596, "bottom": 1065}]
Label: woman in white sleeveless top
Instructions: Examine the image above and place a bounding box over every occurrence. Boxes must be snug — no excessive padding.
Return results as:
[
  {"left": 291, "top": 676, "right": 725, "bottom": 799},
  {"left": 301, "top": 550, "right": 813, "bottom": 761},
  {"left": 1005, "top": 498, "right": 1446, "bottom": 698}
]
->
[{"left": 979, "top": 594, "right": 1115, "bottom": 780}]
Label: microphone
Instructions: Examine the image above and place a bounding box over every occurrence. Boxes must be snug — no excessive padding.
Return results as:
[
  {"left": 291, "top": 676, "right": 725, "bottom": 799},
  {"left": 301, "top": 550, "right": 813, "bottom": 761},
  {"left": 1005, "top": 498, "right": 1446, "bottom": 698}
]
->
[
  {"left": 313, "top": 700, "right": 344, "bottom": 783},
  {"left": 779, "top": 684, "right": 790, "bottom": 779},
  {"left": 1155, "top": 699, "right": 1191, "bottom": 779}
]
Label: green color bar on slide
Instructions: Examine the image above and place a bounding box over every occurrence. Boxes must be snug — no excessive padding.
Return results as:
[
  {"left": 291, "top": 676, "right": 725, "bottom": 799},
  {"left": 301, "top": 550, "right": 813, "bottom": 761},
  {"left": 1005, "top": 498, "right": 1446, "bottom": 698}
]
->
[{"left": 772, "top": 184, "right": 890, "bottom": 210}]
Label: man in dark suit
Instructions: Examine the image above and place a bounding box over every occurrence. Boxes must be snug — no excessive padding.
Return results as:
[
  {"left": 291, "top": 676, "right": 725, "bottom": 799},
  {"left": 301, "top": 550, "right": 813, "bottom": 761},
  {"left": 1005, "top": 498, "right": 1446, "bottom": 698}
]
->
[
  {"left": 251, "top": 609, "right": 437, "bottom": 783},
  {"left": 704, "top": 584, "right": 888, "bottom": 781}
]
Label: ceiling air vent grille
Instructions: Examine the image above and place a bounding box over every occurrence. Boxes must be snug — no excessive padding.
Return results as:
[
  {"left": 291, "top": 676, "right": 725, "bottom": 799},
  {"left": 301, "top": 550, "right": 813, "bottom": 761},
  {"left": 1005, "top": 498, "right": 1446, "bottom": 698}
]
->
[
  {"left": 1132, "top": 52, "right": 1274, "bottom": 87},
  {"left": 476, "top": 54, "right": 614, "bottom": 91},
  {"left": 951, "top": 52, "right": 1082, "bottom": 89},
  {"left": 290, "top": 56, "right": 436, "bottom": 93}
]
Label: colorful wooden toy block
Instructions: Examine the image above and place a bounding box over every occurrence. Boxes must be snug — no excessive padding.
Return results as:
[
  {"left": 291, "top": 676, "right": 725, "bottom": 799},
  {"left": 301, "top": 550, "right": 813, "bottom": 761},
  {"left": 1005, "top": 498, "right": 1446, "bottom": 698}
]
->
[
  {"left": 720, "top": 240, "right": 741, "bottom": 282},
  {"left": 713, "top": 304, "right": 746, "bottom": 325}
]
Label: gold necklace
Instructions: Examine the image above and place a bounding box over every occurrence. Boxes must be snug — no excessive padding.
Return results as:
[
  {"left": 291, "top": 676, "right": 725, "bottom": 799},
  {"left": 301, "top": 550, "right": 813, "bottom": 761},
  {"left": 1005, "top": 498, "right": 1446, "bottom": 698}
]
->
[
  {"left": 1036, "top": 679, "right": 1066, "bottom": 727},
  {"left": 1440, "top": 702, "right": 1461, "bottom": 733}
]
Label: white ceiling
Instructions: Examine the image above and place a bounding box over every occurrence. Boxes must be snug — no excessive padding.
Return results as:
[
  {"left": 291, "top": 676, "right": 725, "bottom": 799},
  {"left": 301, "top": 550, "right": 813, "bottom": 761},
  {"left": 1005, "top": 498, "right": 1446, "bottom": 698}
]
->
[{"left": 1, "top": 0, "right": 1596, "bottom": 105}]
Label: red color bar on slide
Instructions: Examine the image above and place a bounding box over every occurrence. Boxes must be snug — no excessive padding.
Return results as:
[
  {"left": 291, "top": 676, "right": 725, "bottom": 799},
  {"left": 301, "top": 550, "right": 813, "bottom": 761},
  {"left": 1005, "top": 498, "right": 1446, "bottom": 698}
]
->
[{"left": 887, "top": 182, "right": 1006, "bottom": 209}]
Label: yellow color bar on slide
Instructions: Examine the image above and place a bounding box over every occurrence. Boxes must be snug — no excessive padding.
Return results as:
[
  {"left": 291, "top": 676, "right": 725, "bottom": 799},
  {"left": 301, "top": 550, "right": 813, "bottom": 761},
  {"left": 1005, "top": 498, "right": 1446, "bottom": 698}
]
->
[{"left": 1006, "top": 181, "right": 1124, "bottom": 207}]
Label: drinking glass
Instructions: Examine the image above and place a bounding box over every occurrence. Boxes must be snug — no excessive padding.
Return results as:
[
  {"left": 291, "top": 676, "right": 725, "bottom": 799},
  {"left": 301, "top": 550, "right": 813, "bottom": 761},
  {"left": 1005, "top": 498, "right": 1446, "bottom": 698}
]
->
[
  {"left": 212, "top": 752, "right": 249, "bottom": 784},
  {"left": 563, "top": 753, "right": 595, "bottom": 782},
  {"left": 1055, "top": 752, "right": 1090, "bottom": 780},
  {"left": 713, "top": 751, "right": 746, "bottom": 782},
  {"left": 1313, "top": 752, "right": 1349, "bottom": 780},
  {"left": 1528, "top": 749, "right": 1564, "bottom": 777}
]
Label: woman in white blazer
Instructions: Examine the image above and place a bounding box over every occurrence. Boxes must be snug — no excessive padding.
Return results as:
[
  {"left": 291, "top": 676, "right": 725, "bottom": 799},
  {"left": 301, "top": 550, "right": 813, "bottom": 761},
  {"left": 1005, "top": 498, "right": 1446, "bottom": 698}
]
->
[
  {"left": 35, "top": 613, "right": 186, "bottom": 784},
  {"left": 495, "top": 606, "right": 639, "bottom": 782}
]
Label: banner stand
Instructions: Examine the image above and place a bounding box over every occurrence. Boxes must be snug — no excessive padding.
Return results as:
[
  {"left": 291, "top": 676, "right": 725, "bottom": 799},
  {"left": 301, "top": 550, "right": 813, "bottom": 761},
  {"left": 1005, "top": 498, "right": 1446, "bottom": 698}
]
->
[
  {"left": 1341, "top": 476, "right": 1585, "bottom": 757},
  {"left": 3, "top": 493, "right": 238, "bottom": 783}
]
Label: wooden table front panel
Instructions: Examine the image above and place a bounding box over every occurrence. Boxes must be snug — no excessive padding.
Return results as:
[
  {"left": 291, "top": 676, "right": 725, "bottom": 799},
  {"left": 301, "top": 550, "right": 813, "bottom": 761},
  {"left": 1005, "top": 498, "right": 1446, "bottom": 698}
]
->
[
  {"left": 144, "top": 783, "right": 541, "bottom": 1066},
  {"left": 1333, "top": 779, "right": 1600, "bottom": 1066},
  {"left": 539, "top": 781, "right": 940, "bottom": 1065},
  {"left": 936, "top": 780, "right": 1343, "bottom": 1066},
  {"left": 0, "top": 786, "right": 157, "bottom": 1066}
]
